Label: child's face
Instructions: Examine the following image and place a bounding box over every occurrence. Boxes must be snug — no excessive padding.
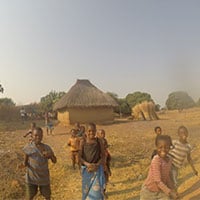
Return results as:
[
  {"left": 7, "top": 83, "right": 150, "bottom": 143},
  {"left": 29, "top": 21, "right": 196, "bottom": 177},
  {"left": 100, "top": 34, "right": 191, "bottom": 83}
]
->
[
  {"left": 87, "top": 126, "right": 96, "bottom": 139},
  {"left": 32, "top": 130, "right": 43, "bottom": 144},
  {"left": 178, "top": 128, "right": 188, "bottom": 143},
  {"left": 71, "top": 130, "right": 76, "bottom": 137},
  {"left": 155, "top": 128, "right": 162, "bottom": 135},
  {"left": 100, "top": 132, "right": 105, "bottom": 138},
  {"left": 156, "top": 140, "right": 170, "bottom": 158},
  {"left": 75, "top": 123, "right": 80, "bottom": 129},
  {"left": 31, "top": 124, "right": 35, "bottom": 129}
]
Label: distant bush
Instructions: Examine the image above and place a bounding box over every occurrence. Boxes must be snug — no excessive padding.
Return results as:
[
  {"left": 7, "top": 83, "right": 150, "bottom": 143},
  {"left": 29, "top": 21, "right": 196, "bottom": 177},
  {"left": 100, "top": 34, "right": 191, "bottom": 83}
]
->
[
  {"left": 166, "top": 91, "right": 196, "bottom": 110},
  {"left": 126, "top": 91, "right": 152, "bottom": 108},
  {"left": 0, "top": 105, "right": 20, "bottom": 121},
  {"left": 0, "top": 98, "right": 19, "bottom": 121},
  {"left": 40, "top": 91, "right": 65, "bottom": 112},
  {"left": 107, "top": 92, "right": 131, "bottom": 115}
]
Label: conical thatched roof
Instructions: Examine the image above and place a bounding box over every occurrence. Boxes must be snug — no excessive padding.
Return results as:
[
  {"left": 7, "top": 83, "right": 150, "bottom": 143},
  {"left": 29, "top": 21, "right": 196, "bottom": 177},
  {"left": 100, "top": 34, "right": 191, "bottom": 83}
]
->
[{"left": 53, "top": 79, "right": 118, "bottom": 110}]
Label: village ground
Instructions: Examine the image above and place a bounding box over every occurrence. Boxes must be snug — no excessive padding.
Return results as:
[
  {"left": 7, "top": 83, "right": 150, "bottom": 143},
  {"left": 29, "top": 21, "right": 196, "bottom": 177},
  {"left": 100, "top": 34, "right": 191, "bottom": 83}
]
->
[{"left": 0, "top": 108, "right": 200, "bottom": 200}]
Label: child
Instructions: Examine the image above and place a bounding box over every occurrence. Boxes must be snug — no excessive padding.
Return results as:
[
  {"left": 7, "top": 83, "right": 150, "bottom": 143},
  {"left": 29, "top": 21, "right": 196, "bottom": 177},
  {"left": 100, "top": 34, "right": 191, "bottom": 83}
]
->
[
  {"left": 68, "top": 129, "right": 80, "bottom": 169},
  {"left": 151, "top": 126, "right": 162, "bottom": 159},
  {"left": 77, "top": 125, "right": 85, "bottom": 138},
  {"left": 169, "top": 126, "right": 198, "bottom": 188},
  {"left": 23, "top": 127, "right": 57, "bottom": 200},
  {"left": 154, "top": 126, "right": 162, "bottom": 136},
  {"left": 79, "top": 123, "right": 105, "bottom": 200},
  {"left": 97, "top": 129, "right": 112, "bottom": 184},
  {"left": 45, "top": 112, "right": 54, "bottom": 135},
  {"left": 140, "top": 135, "right": 178, "bottom": 200},
  {"left": 23, "top": 122, "right": 36, "bottom": 142}
]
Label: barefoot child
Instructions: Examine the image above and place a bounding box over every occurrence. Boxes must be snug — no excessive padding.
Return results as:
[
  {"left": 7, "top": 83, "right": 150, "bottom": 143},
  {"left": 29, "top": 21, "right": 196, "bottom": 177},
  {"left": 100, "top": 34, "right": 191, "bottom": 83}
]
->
[
  {"left": 68, "top": 129, "right": 80, "bottom": 169},
  {"left": 23, "top": 127, "right": 57, "bottom": 200},
  {"left": 97, "top": 129, "right": 112, "bottom": 184},
  {"left": 140, "top": 135, "right": 178, "bottom": 200},
  {"left": 45, "top": 112, "right": 54, "bottom": 135},
  {"left": 79, "top": 123, "right": 105, "bottom": 200},
  {"left": 23, "top": 122, "right": 36, "bottom": 142},
  {"left": 169, "top": 126, "right": 198, "bottom": 188},
  {"left": 151, "top": 126, "right": 162, "bottom": 158}
]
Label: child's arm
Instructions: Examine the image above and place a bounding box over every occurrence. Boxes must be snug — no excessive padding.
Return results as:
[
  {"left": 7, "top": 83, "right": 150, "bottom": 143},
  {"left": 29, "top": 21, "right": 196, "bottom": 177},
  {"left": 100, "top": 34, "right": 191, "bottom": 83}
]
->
[
  {"left": 23, "top": 131, "right": 31, "bottom": 138},
  {"left": 96, "top": 139, "right": 105, "bottom": 166},
  {"left": 43, "top": 146, "right": 57, "bottom": 163},
  {"left": 187, "top": 152, "right": 198, "bottom": 175},
  {"left": 68, "top": 138, "right": 71, "bottom": 146},
  {"left": 50, "top": 154, "right": 57, "bottom": 163},
  {"left": 24, "top": 154, "right": 29, "bottom": 166}
]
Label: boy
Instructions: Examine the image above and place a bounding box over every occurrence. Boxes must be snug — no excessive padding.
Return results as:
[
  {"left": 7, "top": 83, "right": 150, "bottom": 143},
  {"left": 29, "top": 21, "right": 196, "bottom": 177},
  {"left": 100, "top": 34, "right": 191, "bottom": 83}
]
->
[
  {"left": 68, "top": 129, "right": 80, "bottom": 169},
  {"left": 151, "top": 126, "right": 162, "bottom": 159},
  {"left": 140, "top": 135, "right": 178, "bottom": 200},
  {"left": 23, "top": 127, "right": 57, "bottom": 200},
  {"left": 154, "top": 126, "right": 162, "bottom": 136},
  {"left": 169, "top": 126, "right": 198, "bottom": 188},
  {"left": 45, "top": 112, "right": 54, "bottom": 135}
]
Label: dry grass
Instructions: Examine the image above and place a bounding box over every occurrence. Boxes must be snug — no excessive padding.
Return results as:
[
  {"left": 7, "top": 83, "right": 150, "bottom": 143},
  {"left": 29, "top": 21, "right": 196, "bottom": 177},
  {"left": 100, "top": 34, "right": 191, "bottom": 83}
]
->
[{"left": 0, "top": 108, "right": 200, "bottom": 199}]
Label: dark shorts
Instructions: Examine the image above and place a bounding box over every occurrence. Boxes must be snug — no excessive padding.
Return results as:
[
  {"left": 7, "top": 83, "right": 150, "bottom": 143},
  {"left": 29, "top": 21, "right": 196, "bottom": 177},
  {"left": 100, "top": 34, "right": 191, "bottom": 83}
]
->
[{"left": 26, "top": 183, "right": 51, "bottom": 199}]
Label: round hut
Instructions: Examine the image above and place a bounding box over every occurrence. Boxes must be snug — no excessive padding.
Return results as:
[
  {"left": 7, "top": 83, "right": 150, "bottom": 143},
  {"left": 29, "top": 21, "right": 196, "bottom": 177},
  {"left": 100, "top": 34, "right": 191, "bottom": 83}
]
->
[{"left": 53, "top": 79, "right": 118, "bottom": 125}]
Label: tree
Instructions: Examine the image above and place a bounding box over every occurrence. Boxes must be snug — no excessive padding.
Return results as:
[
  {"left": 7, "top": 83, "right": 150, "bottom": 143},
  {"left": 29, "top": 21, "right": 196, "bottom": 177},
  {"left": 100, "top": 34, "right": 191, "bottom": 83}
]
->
[
  {"left": 125, "top": 91, "right": 152, "bottom": 108},
  {"left": 165, "top": 91, "right": 196, "bottom": 110},
  {"left": 0, "top": 84, "right": 4, "bottom": 93},
  {"left": 0, "top": 98, "right": 15, "bottom": 106},
  {"left": 40, "top": 91, "right": 65, "bottom": 112},
  {"left": 118, "top": 98, "right": 131, "bottom": 115},
  {"left": 197, "top": 98, "right": 200, "bottom": 107},
  {"left": 107, "top": 92, "right": 131, "bottom": 115}
]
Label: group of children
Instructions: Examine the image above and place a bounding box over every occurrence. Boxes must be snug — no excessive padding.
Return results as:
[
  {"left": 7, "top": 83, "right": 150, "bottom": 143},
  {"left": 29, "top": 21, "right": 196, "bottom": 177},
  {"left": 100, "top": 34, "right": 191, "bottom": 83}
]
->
[
  {"left": 22, "top": 122, "right": 111, "bottom": 200},
  {"left": 67, "top": 122, "right": 112, "bottom": 184},
  {"left": 140, "top": 126, "right": 198, "bottom": 200},
  {"left": 21, "top": 121, "right": 198, "bottom": 200}
]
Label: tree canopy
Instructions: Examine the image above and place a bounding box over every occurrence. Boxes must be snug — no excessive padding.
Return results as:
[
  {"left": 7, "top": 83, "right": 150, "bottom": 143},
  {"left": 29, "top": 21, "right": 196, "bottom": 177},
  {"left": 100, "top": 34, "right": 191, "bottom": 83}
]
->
[
  {"left": 40, "top": 91, "right": 65, "bottom": 112},
  {"left": 0, "top": 84, "right": 4, "bottom": 93},
  {"left": 165, "top": 91, "right": 196, "bottom": 110},
  {"left": 125, "top": 91, "right": 152, "bottom": 108},
  {"left": 0, "top": 98, "right": 15, "bottom": 106}
]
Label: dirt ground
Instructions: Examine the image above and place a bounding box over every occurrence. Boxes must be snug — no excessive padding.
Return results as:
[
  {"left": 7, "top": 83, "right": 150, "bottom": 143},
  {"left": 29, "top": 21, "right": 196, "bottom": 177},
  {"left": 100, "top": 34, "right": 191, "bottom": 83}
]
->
[{"left": 0, "top": 108, "right": 200, "bottom": 200}]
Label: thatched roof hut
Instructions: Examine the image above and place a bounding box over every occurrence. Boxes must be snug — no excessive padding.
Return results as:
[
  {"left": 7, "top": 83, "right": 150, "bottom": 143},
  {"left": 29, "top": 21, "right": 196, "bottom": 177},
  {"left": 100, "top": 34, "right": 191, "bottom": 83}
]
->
[{"left": 53, "top": 79, "right": 118, "bottom": 125}]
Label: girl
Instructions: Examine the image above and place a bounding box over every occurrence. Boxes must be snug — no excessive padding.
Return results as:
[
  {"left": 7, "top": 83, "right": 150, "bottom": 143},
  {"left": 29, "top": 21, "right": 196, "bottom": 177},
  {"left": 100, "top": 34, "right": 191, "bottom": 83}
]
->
[
  {"left": 79, "top": 123, "right": 105, "bottom": 200},
  {"left": 140, "top": 135, "right": 178, "bottom": 200}
]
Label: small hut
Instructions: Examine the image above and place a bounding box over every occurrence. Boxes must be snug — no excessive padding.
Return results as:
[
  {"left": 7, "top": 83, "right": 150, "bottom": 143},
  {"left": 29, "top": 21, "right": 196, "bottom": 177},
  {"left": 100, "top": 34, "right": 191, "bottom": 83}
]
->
[{"left": 53, "top": 79, "right": 118, "bottom": 125}]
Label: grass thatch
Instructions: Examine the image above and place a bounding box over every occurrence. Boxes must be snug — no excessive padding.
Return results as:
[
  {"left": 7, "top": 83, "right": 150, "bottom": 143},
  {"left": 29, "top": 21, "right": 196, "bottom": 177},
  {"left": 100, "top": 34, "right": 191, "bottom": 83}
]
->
[{"left": 53, "top": 79, "right": 118, "bottom": 110}]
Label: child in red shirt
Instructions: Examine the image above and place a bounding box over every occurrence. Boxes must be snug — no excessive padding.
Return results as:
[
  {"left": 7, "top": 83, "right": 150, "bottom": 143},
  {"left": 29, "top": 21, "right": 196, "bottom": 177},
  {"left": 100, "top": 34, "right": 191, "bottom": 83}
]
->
[{"left": 140, "top": 135, "right": 179, "bottom": 200}]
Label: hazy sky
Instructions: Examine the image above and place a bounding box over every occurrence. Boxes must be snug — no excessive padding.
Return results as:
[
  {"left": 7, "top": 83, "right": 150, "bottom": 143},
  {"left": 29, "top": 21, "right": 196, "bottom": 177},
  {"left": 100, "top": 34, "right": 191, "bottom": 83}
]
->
[{"left": 1, "top": 0, "right": 200, "bottom": 106}]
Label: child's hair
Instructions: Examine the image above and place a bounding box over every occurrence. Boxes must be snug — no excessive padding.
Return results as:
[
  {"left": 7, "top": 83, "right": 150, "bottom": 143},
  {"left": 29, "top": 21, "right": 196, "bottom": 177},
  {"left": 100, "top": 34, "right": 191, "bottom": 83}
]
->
[
  {"left": 33, "top": 127, "right": 43, "bottom": 135},
  {"left": 70, "top": 128, "right": 77, "bottom": 134},
  {"left": 154, "top": 126, "right": 161, "bottom": 132},
  {"left": 31, "top": 122, "right": 36, "bottom": 127},
  {"left": 80, "top": 125, "right": 85, "bottom": 132},
  {"left": 178, "top": 125, "right": 188, "bottom": 134},
  {"left": 87, "top": 123, "right": 96, "bottom": 130},
  {"left": 155, "top": 135, "right": 172, "bottom": 146}
]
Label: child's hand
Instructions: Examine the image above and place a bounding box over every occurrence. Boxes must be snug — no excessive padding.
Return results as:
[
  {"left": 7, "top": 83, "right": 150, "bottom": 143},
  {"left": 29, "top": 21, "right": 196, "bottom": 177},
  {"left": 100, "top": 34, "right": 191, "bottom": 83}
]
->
[
  {"left": 193, "top": 169, "right": 198, "bottom": 176},
  {"left": 43, "top": 151, "right": 53, "bottom": 159},
  {"left": 169, "top": 190, "right": 179, "bottom": 200},
  {"left": 18, "top": 163, "right": 27, "bottom": 169},
  {"left": 87, "top": 163, "right": 98, "bottom": 172}
]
